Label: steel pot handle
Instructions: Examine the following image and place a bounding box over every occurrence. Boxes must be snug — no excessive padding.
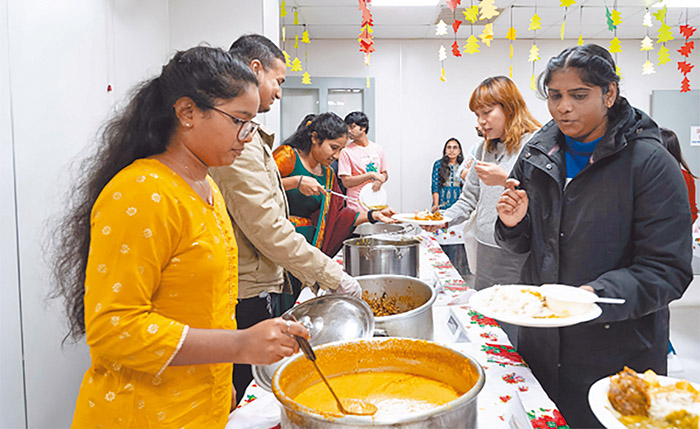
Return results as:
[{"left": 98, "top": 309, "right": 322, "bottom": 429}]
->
[{"left": 373, "top": 328, "right": 389, "bottom": 337}]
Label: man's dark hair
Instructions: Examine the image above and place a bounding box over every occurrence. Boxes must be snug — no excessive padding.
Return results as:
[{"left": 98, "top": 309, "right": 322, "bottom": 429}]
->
[
  {"left": 229, "top": 34, "right": 284, "bottom": 70},
  {"left": 344, "top": 111, "right": 370, "bottom": 134}
]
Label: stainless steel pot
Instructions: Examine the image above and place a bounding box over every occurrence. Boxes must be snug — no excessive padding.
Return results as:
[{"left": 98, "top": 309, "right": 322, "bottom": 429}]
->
[
  {"left": 343, "top": 237, "right": 420, "bottom": 277},
  {"left": 272, "top": 338, "right": 485, "bottom": 428},
  {"left": 357, "top": 275, "right": 436, "bottom": 340},
  {"left": 352, "top": 223, "right": 406, "bottom": 236}
]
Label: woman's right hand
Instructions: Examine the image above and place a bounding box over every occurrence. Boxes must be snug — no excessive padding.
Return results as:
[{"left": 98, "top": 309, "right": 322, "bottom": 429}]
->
[
  {"left": 497, "top": 179, "right": 528, "bottom": 227},
  {"left": 297, "top": 176, "right": 325, "bottom": 196},
  {"left": 239, "top": 318, "right": 309, "bottom": 365}
]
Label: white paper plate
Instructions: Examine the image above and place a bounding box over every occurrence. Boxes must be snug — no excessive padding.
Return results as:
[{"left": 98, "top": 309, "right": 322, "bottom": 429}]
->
[
  {"left": 468, "top": 285, "right": 602, "bottom": 328},
  {"left": 392, "top": 212, "right": 451, "bottom": 226},
  {"left": 588, "top": 373, "right": 700, "bottom": 429},
  {"left": 358, "top": 182, "right": 387, "bottom": 210}
]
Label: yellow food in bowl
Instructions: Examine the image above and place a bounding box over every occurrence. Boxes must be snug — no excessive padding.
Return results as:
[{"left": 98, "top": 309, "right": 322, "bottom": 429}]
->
[{"left": 293, "top": 371, "right": 460, "bottom": 417}]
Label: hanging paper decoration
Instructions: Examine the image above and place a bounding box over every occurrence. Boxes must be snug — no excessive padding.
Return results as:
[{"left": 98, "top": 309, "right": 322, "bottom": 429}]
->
[
  {"left": 452, "top": 20, "right": 462, "bottom": 33},
  {"left": 447, "top": 0, "right": 461, "bottom": 11},
  {"left": 560, "top": 21, "right": 566, "bottom": 40},
  {"left": 609, "top": 37, "right": 622, "bottom": 53},
  {"left": 479, "top": 0, "right": 500, "bottom": 20},
  {"left": 301, "top": 30, "right": 310, "bottom": 44},
  {"left": 505, "top": 26, "right": 517, "bottom": 41},
  {"left": 283, "top": 50, "right": 292, "bottom": 67},
  {"left": 463, "top": 34, "right": 480, "bottom": 54},
  {"left": 611, "top": 9, "right": 622, "bottom": 27},
  {"left": 559, "top": 0, "right": 575, "bottom": 41},
  {"left": 282, "top": 27, "right": 286, "bottom": 42},
  {"left": 657, "top": 23, "right": 674, "bottom": 43},
  {"left": 451, "top": 40, "right": 462, "bottom": 57},
  {"left": 479, "top": 23, "right": 493, "bottom": 47},
  {"left": 576, "top": 6, "right": 584, "bottom": 46},
  {"left": 678, "top": 24, "right": 697, "bottom": 92},
  {"left": 280, "top": 1, "right": 287, "bottom": 17},
  {"left": 302, "top": 72, "right": 311, "bottom": 85},
  {"left": 657, "top": 45, "right": 671, "bottom": 65},
  {"left": 294, "top": 34, "right": 299, "bottom": 49},
  {"left": 642, "top": 10, "right": 652, "bottom": 28},
  {"left": 528, "top": 44, "right": 540, "bottom": 62},
  {"left": 642, "top": 60, "right": 655, "bottom": 75},
  {"left": 652, "top": 6, "right": 666, "bottom": 22},
  {"left": 463, "top": 5, "right": 479, "bottom": 23},
  {"left": 366, "top": 77, "right": 370, "bottom": 88},
  {"left": 605, "top": 7, "right": 616, "bottom": 32},
  {"left": 436, "top": 19, "right": 448, "bottom": 36},
  {"left": 291, "top": 57, "right": 302, "bottom": 72},
  {"left": 577, "top": 35, "right": 584, "bottom": 46},
  {"left": 358, "top": 0, "right": 375, "bottom": 65},
  {"left": 440, "top": 67, "right": 446, "bottom": 82},
  {"left": 528, "top": 4, "right": 540, "bottom": 93},
  {"left": 640, "top": 36, "right": 654, "bottom": 51},
  {"left": 653, "top": 5, "right": 671, "bottom": 68},
  {"left": 506, "top": 6, "right": 516, "bottom": 78},
  {"left": 615, "top": 65, "right": 623, "bottom": 79},
  {"left": 560, "top": 0, "right": 575, "bottom": 6},
  {"left": 438, "top": 45, "right": 447, "bottom": 61},
  {"left": 293, "top": 9, "right": 299, "bottom": 25},
  {"left": 528, "top": 13, "right": 541, "bottom": 31},
  {"left": 530, "top": 74, "right": 536, "bottom": 91}
]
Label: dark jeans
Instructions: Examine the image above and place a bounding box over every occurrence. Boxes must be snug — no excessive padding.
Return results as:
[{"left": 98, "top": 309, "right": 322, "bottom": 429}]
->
[
  {"left": 232, "top": 293, "right": 282, "bottom": 405},
  {"left": 440, "top": 243, "right": 470, "bottom": 279}
]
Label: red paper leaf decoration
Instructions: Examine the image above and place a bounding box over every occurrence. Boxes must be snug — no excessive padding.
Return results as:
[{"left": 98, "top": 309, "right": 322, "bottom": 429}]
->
[
  {"left": 681, "top": 76, "right": 691, "bottom": 93},
  {"left": 451, "top": 40, "right": 462, "bottom": 57},
  {"left": 680, "top": 25, "right": 697, "bottom": 40},
  {"left": 678, "top": 61, "right": 695, "bottom": 76},
  {"left": 452, "top": 20, "right": 462, "bottom": 33},
  {"left": 678, "top": 41, "right": 695, "bottom": 57},
  {"left": 446, "top": 0, "right": 461, "bottom": 12}
]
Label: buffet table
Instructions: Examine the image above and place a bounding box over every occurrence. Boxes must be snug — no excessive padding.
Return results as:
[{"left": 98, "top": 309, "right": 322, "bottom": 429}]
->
[{"left": 227, "top": 232, "right": 570, "bottom": 429}]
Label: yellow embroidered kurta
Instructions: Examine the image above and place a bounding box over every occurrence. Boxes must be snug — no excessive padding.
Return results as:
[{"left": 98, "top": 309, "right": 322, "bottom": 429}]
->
[{"left": 72, "top": 159, "right": 238, "bottom": 428}]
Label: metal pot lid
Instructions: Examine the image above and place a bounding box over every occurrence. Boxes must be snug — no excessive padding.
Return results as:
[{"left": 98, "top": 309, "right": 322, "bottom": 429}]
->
[
  {"left": 352, "top": 223, "right": 405, "bottom": 236},
  {"left": 251, "top": 294, "right": 375, "bottom": 391}
]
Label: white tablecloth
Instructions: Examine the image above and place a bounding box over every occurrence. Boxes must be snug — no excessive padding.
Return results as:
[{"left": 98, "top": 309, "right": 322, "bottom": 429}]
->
[{"left": 227, "top": 232, "right": 569, "bottom": 429}]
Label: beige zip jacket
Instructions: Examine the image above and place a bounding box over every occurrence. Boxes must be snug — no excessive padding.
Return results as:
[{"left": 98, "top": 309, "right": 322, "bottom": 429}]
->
[{"left": 210, "top": 126, "right": 343, "bottom": 300}]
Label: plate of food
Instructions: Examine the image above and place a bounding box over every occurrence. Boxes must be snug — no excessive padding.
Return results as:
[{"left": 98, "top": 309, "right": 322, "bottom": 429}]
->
[
  {"left": 359, "top": 182, "right": 388, "bottom": 210},
  {"left": 588, "top": 367, "right": 700, "bottom": 429},
  {"left": 392, "top": 210, "right": 452, "bottom": 226},
  {"left": 468, "top": 285, "right": 602, "bottom": 328}
]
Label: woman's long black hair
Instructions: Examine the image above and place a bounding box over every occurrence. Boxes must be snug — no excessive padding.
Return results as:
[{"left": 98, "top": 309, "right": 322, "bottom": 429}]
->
[
  {"left": 284, "top": 112, "right": 348, "bottom": 153},
  {"left": 660, "top": 128, "right": 697, "bottom": 178},
  {"left": 49, "top": 46, "right": 257, "bottom": 342},
  {"left": 438, "top": 137, "right": 463, "bottom": 187}
]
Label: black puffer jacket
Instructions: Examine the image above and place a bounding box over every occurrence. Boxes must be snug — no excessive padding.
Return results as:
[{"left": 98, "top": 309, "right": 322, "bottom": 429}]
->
[{"left": 495, "top": 98, "right": 693, "bottom": 427}]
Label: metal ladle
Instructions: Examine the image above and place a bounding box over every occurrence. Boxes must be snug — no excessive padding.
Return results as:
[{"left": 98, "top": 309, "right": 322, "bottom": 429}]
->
[{"left": 282, "top": 314, "right": 378, "bottom": 416}]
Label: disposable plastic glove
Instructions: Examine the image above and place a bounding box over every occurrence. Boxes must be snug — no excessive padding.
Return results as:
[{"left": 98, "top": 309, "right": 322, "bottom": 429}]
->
[{"left": 334, "top": 272, "right": 362, "bottom": 298}]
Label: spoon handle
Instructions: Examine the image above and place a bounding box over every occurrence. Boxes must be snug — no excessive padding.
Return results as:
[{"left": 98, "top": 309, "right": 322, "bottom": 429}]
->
[
  {"left": 596, "top": 297, "right": 626, "bottom": 304},
  {"left": 282, "top": 313, "right": 316, "bottom": 361}
]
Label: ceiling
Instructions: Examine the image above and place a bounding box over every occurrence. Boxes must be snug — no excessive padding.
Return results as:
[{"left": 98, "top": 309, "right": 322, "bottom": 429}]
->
[{"left": 284, "top": 0, "right": 700, "bottom": 40}]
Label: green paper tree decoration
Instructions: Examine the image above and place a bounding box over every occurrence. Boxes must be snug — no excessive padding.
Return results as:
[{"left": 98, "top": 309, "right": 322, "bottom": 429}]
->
[{"left": 606, "top": 7, "right": 615, "bottom": 31}]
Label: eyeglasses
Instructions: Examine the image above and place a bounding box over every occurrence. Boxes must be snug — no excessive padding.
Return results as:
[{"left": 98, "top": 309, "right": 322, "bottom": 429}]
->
[{"left": 211, "top": 107, "right": 259, "bottom": 141}]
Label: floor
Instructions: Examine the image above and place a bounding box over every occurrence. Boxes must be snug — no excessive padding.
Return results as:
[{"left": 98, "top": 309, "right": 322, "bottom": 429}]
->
[{"left": 668, "top": 275, "right": 700, "bottom": 383}]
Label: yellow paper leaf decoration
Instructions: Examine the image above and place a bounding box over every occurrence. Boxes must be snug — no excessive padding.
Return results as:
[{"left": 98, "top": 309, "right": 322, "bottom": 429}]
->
[
  {"left": 657, "top": 23, "right": 674, "bottom": 43},
  {"left": 302, "top": 72, "right": 311, "bottom": 85},
  {"left": 530, "top": 74, "right": 536, "bottom": 91},
  {"left": 293, "top": 9, "right": 299, "bottom": 25},
  {"left": 653, "top": 6, "right": 666, "bottom": 22},
  {"left": 560, "top": 21, "right": 566, "bottom": 40},
  {"left": 479, "top": 0, "right": 500, "bottom": 21},
  {"left": 280, "top": 1, "right": 287, "bottom": 18},
  {"left": 291, "top": 57, "right": 302, "bottom": 72},
  {"left": 560, "top": 0, "right": 575, "bottom": 6},
  {"left": 657, "top": 45, "right": 670, "bottom": 65},
  {"left": 609, "top": 37, "right": 622, "bottom": 53},
  {"left": 438, "top": 45, "right": 447, "bottom": 61},
  {"left": 509, "top": 44, "right": 513, "bottom": 59},
  {"left": 436, "top": 19, "right": 448, "bottom": 36},
  {"left": 528, "top": 44, "right": 540, "bottom": 62},
  {"left": 463, "top": 34, "right": 480, "bottom": 54},
  {"left": 615, "top": 65, "right": 622, "bottom": 79},
  {"left": 642, "top": 60, "right": 656, "bottom": 75},
  {"left": 611, "top": 9, "right": 622, "bottom": 27},
  {"left": 366, "top": 77, "right": 371, "bottom": 88},
  {"left": 463, "top": 5, "right": 479, "bottom": 24},
  {"left": 529, "top": 13, "right": 542, "bottom": 31},
  {"left": 640, "top": 36, "right": 654, "bottom": 52},
  {"left": 577, "top": 35, "right": 584, "bottom": 46},
  {"left": 506, "top": 26, "right": 517, "bottom": 41},
  {"left": 283, "top": 50, "right": 292, "bottom": 67},
  {"left": 479, "top": 23, "right": 494, "bottom": 47},
  {"left": 282, "top": 26, "right": 286, "bottom": 42},
  {"left": 509, "top": 65, "right": 513, "bottom": 79},
  {"left": 301, "top": 30, "right": 310, "bottom": 44},
  {"left": 440, "top": 67, "right": 446, "bottom": 82},
  {"left": 642, "top": 11, "right": 652, "bottom": 28},
  {"left": 294, "top": 34, "right": 299, "bottom": 49}
]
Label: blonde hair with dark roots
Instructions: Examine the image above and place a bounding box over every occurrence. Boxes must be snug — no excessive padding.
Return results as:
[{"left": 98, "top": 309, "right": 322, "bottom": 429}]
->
[{"left": 469, "top": 76, "right": 541, "bottom": 155}]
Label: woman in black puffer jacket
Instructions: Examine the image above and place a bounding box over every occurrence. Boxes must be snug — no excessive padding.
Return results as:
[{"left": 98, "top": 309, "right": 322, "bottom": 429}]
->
[{"left": 495, "top": 44, "right": 693, "bottom": 428}]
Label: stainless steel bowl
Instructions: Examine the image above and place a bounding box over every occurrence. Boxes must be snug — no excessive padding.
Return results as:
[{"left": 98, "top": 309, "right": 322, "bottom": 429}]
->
[
  {"left": 357, "top": 275, "right": 436, "bottom": 340},
  {"left": 251, "top": 295, "right": 374, "bottom": 391},
  {"left": 272, "top": 337, "right": 485, "bottom": 428}
]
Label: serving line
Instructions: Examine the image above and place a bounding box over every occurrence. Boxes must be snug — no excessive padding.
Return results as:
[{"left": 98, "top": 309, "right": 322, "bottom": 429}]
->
[{"left": 227, "top": 231, "right": 569, "bottom": 429}]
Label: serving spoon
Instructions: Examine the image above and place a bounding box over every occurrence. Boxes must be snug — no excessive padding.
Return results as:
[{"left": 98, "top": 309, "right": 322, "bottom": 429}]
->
[{"left": 282, "top": 314, "right": 377, "bottom": 416}]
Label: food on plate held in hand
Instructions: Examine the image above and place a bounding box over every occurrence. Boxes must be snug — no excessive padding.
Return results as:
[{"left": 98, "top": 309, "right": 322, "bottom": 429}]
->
[
  {"left": 478, "top": 285, "right": 569, "bottom": 319},
  {"left": 607, "top": 367, "right": 700, "bottom": 429},
  {"left": 414, "top": 210, "right": 443, "bottom": 221}
]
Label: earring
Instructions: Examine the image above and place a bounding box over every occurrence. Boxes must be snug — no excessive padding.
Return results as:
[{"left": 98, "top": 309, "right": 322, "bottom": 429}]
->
[{"left": 185, "top": 123, "right": 191, "bottom": 127}]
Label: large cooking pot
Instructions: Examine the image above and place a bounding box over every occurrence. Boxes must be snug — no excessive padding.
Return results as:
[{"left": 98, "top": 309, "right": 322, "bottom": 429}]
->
[
  {"left": 343, "top": 237, "right": 420, "bottom": 277},
  {"left": 272, "top": 337, "right": 485, "bottom": 428},
  {"left": 352, "top": 223, "right": 406, "bottom": 236},
  {"left": 357, "top": 275, "right": 436, "bottom": 340}
]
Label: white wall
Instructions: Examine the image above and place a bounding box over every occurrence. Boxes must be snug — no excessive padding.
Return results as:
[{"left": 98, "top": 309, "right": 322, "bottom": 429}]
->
[
  {"left": 297, "top": 38, "right": 700, "bottom": 212},
  {"left": 1, "top": 1, "right": 278, "bottom": 427}
]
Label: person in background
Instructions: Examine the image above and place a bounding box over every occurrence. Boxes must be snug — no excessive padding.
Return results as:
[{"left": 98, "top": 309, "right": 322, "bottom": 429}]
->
[
  {"left": 660, "top": 127, "right": 698, "bottom": 223},
  {"left": 338, "top": 111, "right": 389, "bottom": 211},
  {"left": 496, "top": 44, "right": 692, "bottom": 427},
  {"left": 274, "top": 113, "right": 396, "bottom": 297},
  {"left": 208, "top": 34, "right": 360, "bottom": 406},
  {"left": 50, "top": 47, "right": 308, "bottom": 428},
  {"left": 430, "top": 137, "right": 470, "bottom": 278}
]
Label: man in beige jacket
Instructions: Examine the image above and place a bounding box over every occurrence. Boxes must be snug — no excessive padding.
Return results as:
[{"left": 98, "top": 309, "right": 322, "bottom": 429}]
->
[{"left": 209, "top": 34, "right": 361, "bottom": 404}]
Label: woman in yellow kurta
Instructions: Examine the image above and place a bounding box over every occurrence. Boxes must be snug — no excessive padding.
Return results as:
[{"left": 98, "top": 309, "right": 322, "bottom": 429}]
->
[{"left": 51, "top": 47, "right": 308, "bottom": 428}]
